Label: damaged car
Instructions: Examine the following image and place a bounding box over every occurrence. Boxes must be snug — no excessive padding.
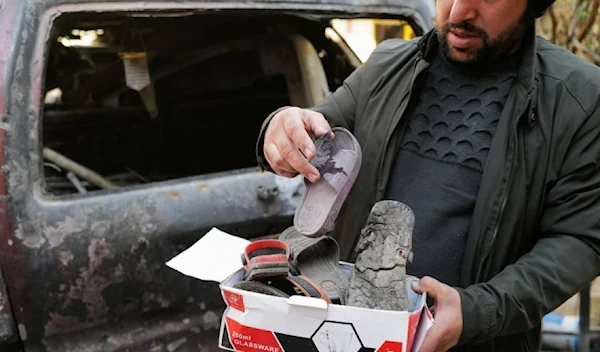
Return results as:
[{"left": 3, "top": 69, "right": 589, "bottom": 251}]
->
[{"left": 0, "top": 0, "right": 434, "bottom": 350}]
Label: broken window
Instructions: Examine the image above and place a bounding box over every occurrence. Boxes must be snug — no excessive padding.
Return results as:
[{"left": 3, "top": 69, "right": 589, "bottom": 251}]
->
[
  {"left": 331, "top": 19, "right": 417, "bottom": 62},
  {"left": 40, "top": 11, "right": 409, "bottom": 197}
]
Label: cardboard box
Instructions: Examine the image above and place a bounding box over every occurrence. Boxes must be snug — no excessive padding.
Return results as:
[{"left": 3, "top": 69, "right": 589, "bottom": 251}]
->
[{"left": 167, "top": 227, "right": 434, "bottom": 352}]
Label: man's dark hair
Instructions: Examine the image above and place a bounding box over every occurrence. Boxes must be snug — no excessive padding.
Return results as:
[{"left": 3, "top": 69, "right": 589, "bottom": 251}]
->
[{"left": 532, "top": 0, "right": 555, "bottom": 17}]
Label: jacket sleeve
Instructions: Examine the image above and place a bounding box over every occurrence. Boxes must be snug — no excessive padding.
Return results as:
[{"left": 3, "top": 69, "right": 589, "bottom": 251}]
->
[
  {"left": 308, "top": 61, "right": 364, "bottom": 129},
  {"left": 255, "top": 61, "right": 365, "bottom": 172},
  {"left": 457, "top": 108, "right": 600, "bottom": 345}
]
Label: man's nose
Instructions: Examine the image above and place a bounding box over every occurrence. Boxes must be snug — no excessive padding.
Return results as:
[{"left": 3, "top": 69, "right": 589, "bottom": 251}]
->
[{"left": 448, "top": 0, "right": 478, "bottom": 23}]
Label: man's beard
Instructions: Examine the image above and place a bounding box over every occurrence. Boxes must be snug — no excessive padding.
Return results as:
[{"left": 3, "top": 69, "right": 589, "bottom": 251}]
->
[{"left": 437, "top": 14, "right": 529, "bottom": 65}]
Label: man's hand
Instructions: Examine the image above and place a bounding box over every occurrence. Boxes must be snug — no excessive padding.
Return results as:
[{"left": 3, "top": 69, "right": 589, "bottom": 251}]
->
[
  {"left": 412, "top": 276, "right": 463, "bottom": 352},
  {"left": 263, "top": 107, "right": 332, "bottom": 182}
]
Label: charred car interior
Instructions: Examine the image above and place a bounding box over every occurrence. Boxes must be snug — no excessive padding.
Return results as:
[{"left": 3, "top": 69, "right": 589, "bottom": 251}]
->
[
  {"left": 0, "top": 1, "right": 434, "bottom": 351},
  {"left": 41, "top": 12, "right": 362, "bottom": 196}
]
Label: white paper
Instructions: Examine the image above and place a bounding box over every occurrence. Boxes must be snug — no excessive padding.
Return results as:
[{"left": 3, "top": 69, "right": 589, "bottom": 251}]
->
[{"left": 166, "top": 227, "right": 250, "bottom": 282}]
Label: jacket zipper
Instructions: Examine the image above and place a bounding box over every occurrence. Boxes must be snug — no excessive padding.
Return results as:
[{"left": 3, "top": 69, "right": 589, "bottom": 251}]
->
[{"left": 476, "top": 94, "right": 532, "bottom": 280}]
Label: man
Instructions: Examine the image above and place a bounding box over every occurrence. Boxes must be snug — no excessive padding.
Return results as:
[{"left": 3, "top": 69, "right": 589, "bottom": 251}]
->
[{"left": 255, "top": 0, "right": 600, "bottom": 351}]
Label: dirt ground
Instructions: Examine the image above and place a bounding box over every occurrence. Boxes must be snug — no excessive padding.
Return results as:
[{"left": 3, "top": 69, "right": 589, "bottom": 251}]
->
[{"left": 553, "top": 277, "right": 600, "bottom": 325}]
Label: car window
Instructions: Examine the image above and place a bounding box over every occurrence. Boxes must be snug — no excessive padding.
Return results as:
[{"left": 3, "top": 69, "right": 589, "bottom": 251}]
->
[
  {"left": 332, "top": 18, "right": 417, "bottom": 62},
  {"left": 40, "top": 11, "right": 360, "bottom": 197}
]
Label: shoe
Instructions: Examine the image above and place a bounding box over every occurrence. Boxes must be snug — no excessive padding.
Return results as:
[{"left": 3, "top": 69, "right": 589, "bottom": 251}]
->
[
  {"left": 345, "top": 200, "right": 415, "bottom": 311},
  {"left": 279, "top": 226, "right": 349, "bottom": 304},
  {"left": 233, "top": 275, "right": 332, "bottom": 303},
  {"left": 294, "top": 127, "right": 362, "bottom": 237}
]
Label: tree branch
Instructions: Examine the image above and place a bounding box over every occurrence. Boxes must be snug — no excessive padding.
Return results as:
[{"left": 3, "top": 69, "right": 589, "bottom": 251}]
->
[
  {"left": 572, "top": 38, "right": 600, "bottom": 65},
  {"left": 567, "top": 0, "right": 584, "bottom": 51},
  {"left": 548, "top": 4, "right": 558, "bottom": 43},
  {"left": 577, "top": 0, "right": 599, "bottom": 43}
]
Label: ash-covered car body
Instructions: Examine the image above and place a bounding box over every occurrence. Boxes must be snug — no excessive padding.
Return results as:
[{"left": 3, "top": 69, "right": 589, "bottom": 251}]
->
[{"left": 0, "top": 0, "right": 434, "bottom": 350}]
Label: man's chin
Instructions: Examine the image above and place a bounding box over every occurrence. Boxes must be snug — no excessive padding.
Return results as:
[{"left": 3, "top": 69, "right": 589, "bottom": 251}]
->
[{"left": 445, "top": 46, "right": 481, "bottom": 65}]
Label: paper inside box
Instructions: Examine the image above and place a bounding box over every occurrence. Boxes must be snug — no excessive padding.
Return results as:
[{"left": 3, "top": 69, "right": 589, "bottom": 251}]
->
[{"left": 166, "top": 227, "right": 250, "bottom": 282}]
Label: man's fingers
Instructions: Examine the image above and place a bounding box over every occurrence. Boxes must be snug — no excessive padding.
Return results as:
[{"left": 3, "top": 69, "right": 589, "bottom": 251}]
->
[
  {"left": 417, "top": 324, "right": 443, "bottom": 352},
  {"left": 418, "top": 307, "right": 461, "bottom": 352},
  {"left": 279, "top": 143, "right": 319, "bottom": 182},
  {"left": 286, "top": 109, "right": 332, "bottom": 161},
  {"left": 412, "top": 277, "right": 463, "bottom": 352},
  {"left": 302, "top": 109, "right": 332, "bottom": 139},
  {"left": 263, "top": 107, "right": 332, "bottom": 182},
  {"left": 267, "top": 135, "right": 319, "bottom": 182},
  {"left": 277, "top": 169, "right": 299, "bottom": 178},
  {"left": 412, "top": 276, "right": 442, "bottom": 299},
  {"left": 276, "top": 117, "right": 320, "bottom": 181},
  {"left": 281, "top": 109, "right": 318, "bottom": 160},
  {"left": 264, "top": 142, "right": 299, "bottom": 177}
]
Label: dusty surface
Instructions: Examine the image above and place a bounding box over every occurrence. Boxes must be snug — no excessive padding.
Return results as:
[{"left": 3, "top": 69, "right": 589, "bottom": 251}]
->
[{"left": 346, "top": 200, "right": 414, "bottom": 311}]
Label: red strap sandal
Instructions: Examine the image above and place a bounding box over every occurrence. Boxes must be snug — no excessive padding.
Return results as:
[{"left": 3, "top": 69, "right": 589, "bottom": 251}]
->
[
  {"left": 241, "top": 239, "right": 298, "bottom": 281},
  {"left": 233, "top": 275, "right": 332, "bottom": 304}
]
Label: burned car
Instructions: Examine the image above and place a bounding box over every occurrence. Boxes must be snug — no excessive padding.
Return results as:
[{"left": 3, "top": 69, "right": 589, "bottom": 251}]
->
[{"left": 0, "top": 0, "right": 434, "bottom": 350}]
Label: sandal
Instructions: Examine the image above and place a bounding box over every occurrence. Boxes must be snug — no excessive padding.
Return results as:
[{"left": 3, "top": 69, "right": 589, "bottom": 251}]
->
[
  {"left": 233, "top": 275, "right": 331, "bottom": 303},
  {"left": 279, "top": 227, "right": 349, "bottom": 304},
  {"left": 241, "top": 239, "right": 299, "bottom": 281},
  {"left": 346, "top": 200, "right": 415, "bottom": 311},
  {"left": 294, "top": 127, "right": 362, "bottom": 237}
]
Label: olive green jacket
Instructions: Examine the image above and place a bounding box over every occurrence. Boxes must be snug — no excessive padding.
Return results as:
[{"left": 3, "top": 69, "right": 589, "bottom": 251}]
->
[{"left": 256, "top": 27, "right": 600, "bottom": 351}]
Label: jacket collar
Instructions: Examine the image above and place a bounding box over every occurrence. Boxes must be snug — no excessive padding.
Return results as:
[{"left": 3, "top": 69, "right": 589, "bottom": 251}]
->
[{"left": 517, "top": 23, "right": 539, "bottom": 126}]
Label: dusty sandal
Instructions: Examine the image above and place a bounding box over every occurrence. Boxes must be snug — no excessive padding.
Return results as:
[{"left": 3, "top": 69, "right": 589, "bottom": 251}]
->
[
  {"left": 294, "top": 127, "right": 362, "bottom": 237},
  {"left": 233, "top": 275, "right": 331, "bottom": 303},
  {"left": 279, "top": 227, "right": 349, "bottom": 304},
  {"left": 345, "top": 200, "right": 415, "bottom": 311},
  {"left": 241, "top": 239, "right": 298, "bottom": 281},
  {"left": 233, "top": 280, "right": 290, "bottom": 298}
]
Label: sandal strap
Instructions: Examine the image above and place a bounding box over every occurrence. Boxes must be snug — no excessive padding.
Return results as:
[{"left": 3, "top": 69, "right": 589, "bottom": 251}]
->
[
  {"left": 242, "top": 239, "right": 298, "bottom": 280},
  {"left": 283, "top": 275, "right": 332, "bottom": 304}
]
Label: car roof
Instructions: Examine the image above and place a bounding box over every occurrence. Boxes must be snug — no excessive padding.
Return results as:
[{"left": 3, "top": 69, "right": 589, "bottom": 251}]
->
[{"left": 23, "top": 0, "right": 435, "bottom": 34}]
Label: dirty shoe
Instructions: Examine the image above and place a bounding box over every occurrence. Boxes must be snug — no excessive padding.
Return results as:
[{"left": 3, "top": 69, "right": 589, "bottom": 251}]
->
[
  {"left": 345, "top": 200, "right": 414, "bottom": 311},
  {"left": 294, "top": 127, "right": 362, "bottom": 237},
  {"left": 279, "top": 227, "right": 349, "bottom": 304}
]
